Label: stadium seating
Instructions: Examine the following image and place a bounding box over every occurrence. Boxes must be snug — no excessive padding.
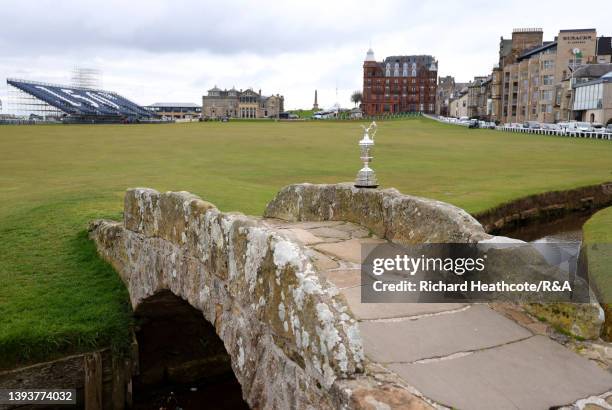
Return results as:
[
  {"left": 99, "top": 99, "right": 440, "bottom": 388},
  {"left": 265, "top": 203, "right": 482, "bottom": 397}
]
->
[{"left": 7, "top": 79, "right": 153, "bottom": 119}]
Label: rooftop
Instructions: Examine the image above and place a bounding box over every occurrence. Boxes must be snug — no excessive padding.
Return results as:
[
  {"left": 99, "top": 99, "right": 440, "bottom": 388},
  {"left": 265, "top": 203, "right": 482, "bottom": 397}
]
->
[
  {"left": 573, "top": 63, "right": 612, "bottom": 79},
  {"left": 512, "top": 28, "right": 543, "bottom": 33},
  {"left": 383, "top": 55, "right": 436, "bottom": 63},
  {"left": 559, "top": 28, "right": 596, "bottom": 33},
  {"left": 147, "top": 102, "right": 200, "bottom": 108},
  {"left": 518, "top": 41, "right": 557, "bottom": 61},
  {"left": 597, "top": 36, "right": 612, "bottom": 55},
  {"left": 573, "top": 64, "right": 612, "bottom": 87}
]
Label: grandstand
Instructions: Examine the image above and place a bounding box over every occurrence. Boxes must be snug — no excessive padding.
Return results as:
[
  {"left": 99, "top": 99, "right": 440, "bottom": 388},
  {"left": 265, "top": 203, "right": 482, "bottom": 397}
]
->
[{"left": 6, "top": 79, "right": 155, "bottom": 123}]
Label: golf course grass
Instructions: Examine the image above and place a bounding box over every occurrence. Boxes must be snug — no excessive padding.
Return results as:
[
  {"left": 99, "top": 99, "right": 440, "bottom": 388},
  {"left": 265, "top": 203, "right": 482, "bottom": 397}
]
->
[
  {"left": 584, "top": 207, "right": 612, "bottom": 307},
  {"left": 1, "top": 117, "right": 611, "bottom": 368}
]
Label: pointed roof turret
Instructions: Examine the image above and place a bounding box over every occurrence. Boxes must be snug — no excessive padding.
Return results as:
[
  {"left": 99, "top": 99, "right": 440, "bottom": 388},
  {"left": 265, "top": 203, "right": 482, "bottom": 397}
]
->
[{"left": 365, "top": 48, "right": 376, "bottom": 62}]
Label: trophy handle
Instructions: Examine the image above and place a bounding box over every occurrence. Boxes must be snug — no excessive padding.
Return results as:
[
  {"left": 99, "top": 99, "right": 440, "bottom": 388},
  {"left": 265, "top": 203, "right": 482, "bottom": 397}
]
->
[{"left": 368, "top": 122, "right": 378, "bottom": 139}]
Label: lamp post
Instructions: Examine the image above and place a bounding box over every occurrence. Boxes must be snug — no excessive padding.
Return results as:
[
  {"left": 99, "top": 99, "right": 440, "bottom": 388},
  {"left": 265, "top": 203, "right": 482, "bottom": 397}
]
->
[
  {"left": 355, "top": 121, "right": 379, "bottom": 188},
  {"left": 567, "top": 48, "right": 581, "bottom": 121}
]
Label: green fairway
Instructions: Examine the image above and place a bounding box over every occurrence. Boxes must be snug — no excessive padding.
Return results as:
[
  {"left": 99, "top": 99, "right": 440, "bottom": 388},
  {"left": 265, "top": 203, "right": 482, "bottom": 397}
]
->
[
  {"left": 584, "top": 207, "right": 612, "bottom": 306},
  {"left": 1, "top": 117, "right": 611, "bottom": 368}
]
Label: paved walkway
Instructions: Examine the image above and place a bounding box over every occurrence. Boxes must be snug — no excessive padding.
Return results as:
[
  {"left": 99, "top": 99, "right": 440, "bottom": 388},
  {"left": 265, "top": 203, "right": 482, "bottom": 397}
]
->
[{"left": 263, "top": 219, "right": 612, "bottom": 410}]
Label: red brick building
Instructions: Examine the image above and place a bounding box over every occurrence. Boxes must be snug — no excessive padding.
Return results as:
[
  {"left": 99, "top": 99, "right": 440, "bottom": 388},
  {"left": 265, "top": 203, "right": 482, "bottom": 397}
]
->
[{"left": 361, "top": 49, "right": 438, "bottom": 115}]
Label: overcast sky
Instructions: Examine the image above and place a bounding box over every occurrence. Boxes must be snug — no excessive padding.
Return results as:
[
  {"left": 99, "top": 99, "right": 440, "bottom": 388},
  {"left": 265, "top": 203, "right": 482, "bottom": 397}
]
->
[{"left": 0, "top": 0, "right": 610, "bottom": 110}]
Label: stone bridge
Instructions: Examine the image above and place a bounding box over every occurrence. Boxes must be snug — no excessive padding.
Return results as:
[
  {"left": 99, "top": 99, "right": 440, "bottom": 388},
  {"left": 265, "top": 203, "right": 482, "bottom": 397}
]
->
[{"left": 89, "top": 183, "right": 612, "bottom": 409}]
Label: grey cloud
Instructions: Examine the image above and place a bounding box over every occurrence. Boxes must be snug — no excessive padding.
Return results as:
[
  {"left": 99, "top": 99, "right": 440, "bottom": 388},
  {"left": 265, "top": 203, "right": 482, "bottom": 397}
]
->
[{"left": 0, "top": 0, "right": 381, "bottom": 57}]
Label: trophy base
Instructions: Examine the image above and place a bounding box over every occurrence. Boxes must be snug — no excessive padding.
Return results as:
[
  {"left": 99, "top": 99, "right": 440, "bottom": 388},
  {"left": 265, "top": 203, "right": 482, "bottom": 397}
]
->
[{"left": 355, "top": 166, "right": 378, "bottom": 189}]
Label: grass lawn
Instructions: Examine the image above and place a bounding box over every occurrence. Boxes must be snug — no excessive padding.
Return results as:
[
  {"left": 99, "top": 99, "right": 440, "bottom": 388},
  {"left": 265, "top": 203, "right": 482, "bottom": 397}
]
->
[
  {"left": 288, "top": 108, "right": 316, "bottom": 118},
  {"left": 583, "top": 207, "right": 612, "bottom": 306},
  {"left": 1, "top": 117, "right": 611, "bottom": 368}
]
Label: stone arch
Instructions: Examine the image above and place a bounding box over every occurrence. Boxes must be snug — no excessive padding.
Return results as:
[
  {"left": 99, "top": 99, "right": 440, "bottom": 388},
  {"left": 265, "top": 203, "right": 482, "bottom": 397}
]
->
[
  {"left": 81, "top": 183, "right": 612, "bottom": 409},
  {"left": 89, "top": 188, "right": 367, "bottom": 409},
  {"left": 132, "top": 289, "right": 248, "bottom": 408}
]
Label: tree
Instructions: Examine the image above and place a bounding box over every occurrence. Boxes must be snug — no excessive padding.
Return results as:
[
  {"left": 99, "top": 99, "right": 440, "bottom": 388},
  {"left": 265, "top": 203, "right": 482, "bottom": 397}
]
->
[{"left": 351, "top": 91, "right": 363, "bottom": 107}]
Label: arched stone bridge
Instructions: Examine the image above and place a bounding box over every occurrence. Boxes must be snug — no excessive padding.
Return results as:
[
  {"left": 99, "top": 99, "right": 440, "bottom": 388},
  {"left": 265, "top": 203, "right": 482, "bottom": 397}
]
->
[{"left": 89, "top": 183, "right": 612, "bottom": 409}]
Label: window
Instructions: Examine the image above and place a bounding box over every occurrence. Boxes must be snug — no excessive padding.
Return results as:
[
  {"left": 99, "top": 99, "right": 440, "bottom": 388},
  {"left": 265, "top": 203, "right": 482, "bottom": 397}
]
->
[
  {"left": 569, "top": 58, "right": 582, "bottom": 68},
  {"left": 542, "top": 90, "right": 553, "bottom": 101},
  {"left": 540, "top": 104, "right": 552, "bottom": 113},
  {"left": 541, "top": 60, "right": 554, "bottom": 70},
  {"left": 542, "top": 75, "right": 554, "bottom": 85},
  {"left": 573, "top": 83, "right": 604, "bottom": 110}
]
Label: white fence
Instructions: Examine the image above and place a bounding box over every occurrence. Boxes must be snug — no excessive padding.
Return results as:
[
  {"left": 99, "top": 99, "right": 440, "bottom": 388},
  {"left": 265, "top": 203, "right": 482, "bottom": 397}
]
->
[
  {"left": 424, "top": 115, "right": 612, "bottom": 141},
  {"left": 495, "top": 126, "right": 612, "bottom": 140}
]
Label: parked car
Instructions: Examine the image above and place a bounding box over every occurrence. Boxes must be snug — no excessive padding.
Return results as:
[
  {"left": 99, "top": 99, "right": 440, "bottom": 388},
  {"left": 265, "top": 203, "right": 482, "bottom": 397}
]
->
[
  {"left": 558, "top": 122, "right": 574, "bottom": 131},
  {"left": 561, "top": 121, "right": 593, "bottom": 132},
  {"left": 468, "top": 119, "right": 479, "bottom": 128},
  {"left": 607, "top": 124, "right": 612, "bottom": 133}
]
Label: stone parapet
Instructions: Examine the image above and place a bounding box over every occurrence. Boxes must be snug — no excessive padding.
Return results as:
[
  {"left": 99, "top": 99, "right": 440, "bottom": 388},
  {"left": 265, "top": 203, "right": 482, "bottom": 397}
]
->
[
  {"left": 264, "top": 183, "right": 489, "bottom": 244},
  {"left": 90, "top": 188, "right": 424, "bottom": 409}
]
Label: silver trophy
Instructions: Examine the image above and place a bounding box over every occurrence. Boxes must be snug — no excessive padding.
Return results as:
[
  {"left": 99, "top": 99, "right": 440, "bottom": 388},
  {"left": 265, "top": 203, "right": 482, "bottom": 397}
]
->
[{"left": 354, "top": 122, "right": 379, "bottom": 188}]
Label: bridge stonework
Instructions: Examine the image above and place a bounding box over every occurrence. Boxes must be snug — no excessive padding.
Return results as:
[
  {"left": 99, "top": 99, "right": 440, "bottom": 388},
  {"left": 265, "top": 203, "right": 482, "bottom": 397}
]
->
[
  {"left": 89, "top": 183, "right": 611, "bottom": 409},
  {"left": 89, "top": 186, "right": 436, "bottom": 409},
  {"left": 263, "top": 183, "right": 488, "bottom": 244}
]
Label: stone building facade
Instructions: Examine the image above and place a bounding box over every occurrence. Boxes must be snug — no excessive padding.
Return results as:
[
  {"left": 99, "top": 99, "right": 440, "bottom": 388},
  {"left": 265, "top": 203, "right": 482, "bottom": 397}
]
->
[
  {"left": 435, "top": 76, "right": 455, "bottom": 116},
  {"left": 495, "top": 28, "right": 600, "bottom": 124},
  {"left": 490, "top": 67, "right": 503, "bottom": 122},
  {"left": 449, "top": 91, "right": 469, "bottom": 118},
  {"left": 361, "top": 48, "right": 437, "bottom": 115},
  {"left": 467, "top": 76, "right": 491, "bottom": 119},
  {"left": 202, "top": 87, "right": 284, "bottom": 119}
]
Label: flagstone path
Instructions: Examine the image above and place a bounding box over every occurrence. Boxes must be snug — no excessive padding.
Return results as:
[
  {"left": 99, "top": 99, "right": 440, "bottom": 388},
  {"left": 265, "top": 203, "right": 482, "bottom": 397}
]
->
[{"left": 263, "top": 219, "right": 612, "bottom": 410}]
